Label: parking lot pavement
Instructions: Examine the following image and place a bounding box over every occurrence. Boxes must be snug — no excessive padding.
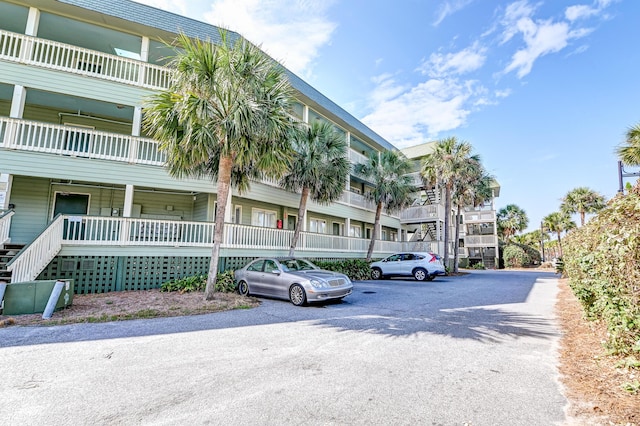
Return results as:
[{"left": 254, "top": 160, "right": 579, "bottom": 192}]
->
[{"left": 0, "top": 270, "right": 566, "bottom": 425}]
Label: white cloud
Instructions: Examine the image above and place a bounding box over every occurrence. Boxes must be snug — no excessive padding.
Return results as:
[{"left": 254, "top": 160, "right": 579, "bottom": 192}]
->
[
  {"left": 362, "top": 74, "right": 486, "bottom": 148},
  {"left": 433, "top": 0, "right": 475, "bottom": 26},
  {"left": 202, "top": 0, "right": 337, "bottom": 77},
  {"left": 499, "top": 0, "right": 611, "bottom": 78},
  {"left": 419, "top": 42, "right": 487, "bottom": 78},
  {"left": 131, "top": 0, "right": 189, "bottom": 16}
]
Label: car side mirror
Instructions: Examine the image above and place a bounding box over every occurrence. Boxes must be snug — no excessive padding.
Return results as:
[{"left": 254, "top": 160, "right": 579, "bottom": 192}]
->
[{"left": 271, "top": 270, "right": 281, "bottom": 275}]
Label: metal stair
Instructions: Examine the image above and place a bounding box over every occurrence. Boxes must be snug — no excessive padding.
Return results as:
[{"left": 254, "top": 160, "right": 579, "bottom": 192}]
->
[{"left": 0, "top": 244, "right": 25, "bottom": 283}]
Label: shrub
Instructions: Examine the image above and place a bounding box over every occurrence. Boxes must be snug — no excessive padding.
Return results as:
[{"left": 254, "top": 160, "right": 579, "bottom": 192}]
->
[
  {"left": 503, "top": 244, "right": 530, "bottom": 268},
  {"left": 563, "top": 183, "right": 640, "bottom": 355},
  {"left": 313, "top": 259, "right": 371, "bottom": 280},
  {"left": 471, "top": 262, "right": 485, "bottom": 270},
  {"left": 161, "top": 270, "right": 237, "bottom": 293}
]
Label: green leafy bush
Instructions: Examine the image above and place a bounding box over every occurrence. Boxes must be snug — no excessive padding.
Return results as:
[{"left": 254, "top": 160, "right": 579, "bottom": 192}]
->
[
  {"left": 503, "top": 244, "right": 530, "bottom": 268},
  {"left": 471, "top": 262, "right": 485, "bottom": 270},
  {"left": 161, "top": 270, "right": 237, "bottom": 293},
  {"left": 563, "top": 183, "right": 640, "bottom": 355},
  {"left": 313, "top": 259, "right": 371, "bottom": 280}
]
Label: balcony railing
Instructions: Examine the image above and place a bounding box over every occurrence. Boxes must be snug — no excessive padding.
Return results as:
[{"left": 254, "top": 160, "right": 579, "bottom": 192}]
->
[
  {"left": 464, "top": 235, "right": 498, "bottom": 247},
  {"left": 0, "top": 117, "right": 165, "bottom": 165},
  {"left": 463, "top": 210, "right": 496, "bottom": 222},
  {"left": 0, "top": 30, "right": 171, "bottom": 90},
  {"left": 399, "top": 204, "right": 445, "bottom": 222}
]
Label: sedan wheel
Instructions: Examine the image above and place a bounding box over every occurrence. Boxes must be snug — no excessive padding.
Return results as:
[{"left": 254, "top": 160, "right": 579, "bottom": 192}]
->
[
  {"left": 289, "top": 284, "right": 307, "bottom": 306},
  {"left": 371, "top": 268, "right": 383, "bottom": 280},
  {"left": 413, "top": 268, "right": 427, "bottom": 281},
  {"left": 238, "top": 280, "right": 250, "bottom": 296}
]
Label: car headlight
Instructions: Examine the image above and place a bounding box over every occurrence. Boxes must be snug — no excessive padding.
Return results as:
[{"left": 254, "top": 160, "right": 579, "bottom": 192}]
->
[{"left": 309, "top": 279, "right": 329, "bottom": 289}]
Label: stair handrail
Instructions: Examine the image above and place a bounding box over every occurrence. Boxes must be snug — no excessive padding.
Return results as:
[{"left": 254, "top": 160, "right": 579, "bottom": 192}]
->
[
  {"left": 0, "top": 209, "right": 14, "bottom": 245},
  {"left": 7, "top": 214, "right": 65, "bottom": 283}
]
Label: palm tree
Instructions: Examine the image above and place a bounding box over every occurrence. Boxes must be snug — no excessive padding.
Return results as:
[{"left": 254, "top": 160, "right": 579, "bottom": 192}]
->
[
  {"left": 422, "top": 137, "right": 473, "bottom": 266},
  {"left": 450, "top": 156, "right": 492, "bottom": 273},
  {"left": 280, "top": 121, "right": 350, "bottom": 256},
  {"left": 561, "top": 187, "right": 606, "bottom": 226},
  {"left": 616, "top": 123, "right": 640, "bottom": 166},
  {"left": 542, "top": 211, "right": 576, "bottom": 257},
  {"left": 496, "top": 204, "right": 528, "bottom": 242},
  {"left": 355, "top": 150, "right": 415, "bottom": 261},
  {"left": 144, "top": 31, "right": 296, "bottom": 300}
]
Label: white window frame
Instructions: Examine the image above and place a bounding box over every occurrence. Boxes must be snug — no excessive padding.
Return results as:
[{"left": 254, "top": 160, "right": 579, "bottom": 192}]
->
[
  {"left": 332, "top": 221, "right": 345, "bottom": 236},
  {"left": 252, "top": 208, "right": 277, "bottom": 228},
  {"left": 349, "top": 225, "right": 361, "bottom": 238},
  {"left": 308, "top": 217, "right": 327, "bottom": 234}
]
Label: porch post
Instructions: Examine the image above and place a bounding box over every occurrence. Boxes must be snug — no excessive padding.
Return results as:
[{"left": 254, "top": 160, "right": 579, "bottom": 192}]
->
[
  {"left": 25, "top": 7, "right": 41, "bottom": 35},
  {"left": 224, "top": 189, "right": 232, "bottom": 223},
  {"left": 138, "top": 36, "right": 149, "bottom": 85},
  {"left": 123, "top": 184, "right": 134, "bottom": 217},
  {"left": 10, "top": 86, "right": 26, "bottom": 119},
  {"left": 0, "top": 175, "right": 13, "bottom": 210}
]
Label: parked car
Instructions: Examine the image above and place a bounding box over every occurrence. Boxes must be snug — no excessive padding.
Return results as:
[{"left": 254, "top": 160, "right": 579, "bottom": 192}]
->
[
  {"left": 234, "top": 257, "right": 353, "bottom": 306},
  {"left": 369, "top": 252, "right": 445, "bottom": 281}
]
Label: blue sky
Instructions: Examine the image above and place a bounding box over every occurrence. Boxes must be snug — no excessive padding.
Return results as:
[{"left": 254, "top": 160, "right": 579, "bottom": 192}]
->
[{"left": 133, "top": 0, "right": 639, "bottom": 232}]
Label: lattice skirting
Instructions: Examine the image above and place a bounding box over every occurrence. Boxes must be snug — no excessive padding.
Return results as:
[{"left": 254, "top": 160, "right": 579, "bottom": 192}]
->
[{"left": 37, "top": 256, "right": 255, "bottom": 294}]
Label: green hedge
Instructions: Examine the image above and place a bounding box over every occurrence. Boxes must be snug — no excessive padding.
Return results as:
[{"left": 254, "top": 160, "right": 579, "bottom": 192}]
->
[
  {"left": 161, "top": 270, "right": 237, "bottom": 293},
  {"left": 563, "top": 184, "right": 640, "bottom": 355},
  {"left": 313, "top": 259, "right": 371, "bottom": 280}
]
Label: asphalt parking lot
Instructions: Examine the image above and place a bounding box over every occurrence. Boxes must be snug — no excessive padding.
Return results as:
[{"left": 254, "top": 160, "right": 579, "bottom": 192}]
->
[{"left": 0, "top": 270, "right": 566, "bottom": 425}]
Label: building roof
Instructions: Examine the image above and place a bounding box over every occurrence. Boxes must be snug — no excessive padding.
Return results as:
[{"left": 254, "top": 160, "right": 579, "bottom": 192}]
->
[
  {"left": 400, "top": 141, "right": 438, "bottom": 160},
  {"left": 56, "top": 0, "right": 397, "bottom": 152}
]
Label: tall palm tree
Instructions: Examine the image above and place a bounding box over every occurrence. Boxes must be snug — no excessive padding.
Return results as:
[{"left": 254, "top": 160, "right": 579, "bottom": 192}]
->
[
  {"left": 560, "top": 187, "right": 606, "bottom": 226},
  {"left": 616, "top": 123, "right": 640, "bottom": 166},
  {"left": 450, "top": 155, "right": 492, "bottom": 273},
  {"left": 542, "top": 211, "right": 576, "bottom": 257},
  {"left": 355, "top": 150, "right": 415, "bottom": 261},
  {"left": 421, "top": 137, "right": 473, "bottom": 267},
  {"left": 144, "top": 31, "right": 296, "bottom": 300},
  {"left": 496, "top": 204, "right": 528, "bottom": 242},
  {"left": 280, "top": 121, "right": 350, "bottom": 256}
]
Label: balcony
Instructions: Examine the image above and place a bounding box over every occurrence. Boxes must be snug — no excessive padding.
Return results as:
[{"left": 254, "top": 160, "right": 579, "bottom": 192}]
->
[
  {"left": 399, "top": 204, "right": 445, "bottom": 223},
  {"left": 0, "top": 117, "right": 165, "bottom": 165},
  {"left": 0, "top": 30, "right": 171, "bottom": 90},
  {"left": 463, "top": 210, "right": 496, "bottom": 223},
  {"left": 464, "top": 235, "right": 498, "bottom": 247}
]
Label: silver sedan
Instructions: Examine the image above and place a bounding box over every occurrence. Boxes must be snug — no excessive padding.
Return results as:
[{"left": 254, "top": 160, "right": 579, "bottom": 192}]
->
[{"left": 234, "top": 258, "right": 353, "bottom": 306}]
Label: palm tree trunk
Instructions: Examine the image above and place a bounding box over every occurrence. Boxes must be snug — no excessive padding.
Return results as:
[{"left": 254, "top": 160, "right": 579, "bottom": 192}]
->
[
  {"left": 443, "top": 185, "right": 452, "bottom": 271},
  {"left": 580, "top": 211, "right": 585, "bottom": 227},
  {"left": 205, "top": 154, "right": 233, "bottom": 300},
  {"left": 289, "top": 186, "right": 309, "bottom": 256},
  {"left": 366, "top": 202, "right": 383, "bottom": 262},
  {"left": 557, "top": 233, "right": 563, "bottom": 258},
  {"left": 453, "top": 205, "right": 461, "bottom": 274}
]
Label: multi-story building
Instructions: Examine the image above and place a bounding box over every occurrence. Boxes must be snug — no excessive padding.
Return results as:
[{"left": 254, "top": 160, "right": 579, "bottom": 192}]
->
[
  {"left": 0, "top": 0, "right": 500, "bottom": 293},
  {"left": 401, "top": 142, "right": 500, "bottom": 269}
]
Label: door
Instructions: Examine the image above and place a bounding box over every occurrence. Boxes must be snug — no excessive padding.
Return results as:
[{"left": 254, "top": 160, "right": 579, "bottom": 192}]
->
[
  {"left": 54, "top": 192, "right": 89, "bottom": 240},
  {"left": 287, "top": 215, "right": 296, "bottom": 230}
]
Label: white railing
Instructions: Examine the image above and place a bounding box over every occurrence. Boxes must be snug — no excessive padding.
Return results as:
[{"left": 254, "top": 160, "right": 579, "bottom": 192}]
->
[
  {"left": 349, "top": 149, "right": 368, "bottom": 165},
  {"left": 0, "top": 210, "right": 14, "bottom": 245},
  {"left": 464, "top": 210, "right": 496, "bottom": 222},
  {"left": 7, "top": 214, "right": 65, "bottom": 283},
  {"left": 26, "top": 216, "right": 405, "bottom": 254},
  {"left": 399, "top": 204, "right": 444, "bottom": 222},
  {"left": 0, "top": 117, "right": 165, "bottom": 165},
  {"left": 347, "top": 192, "right": 377, "bottom": 211},
  {"left": 0, "top": 30, "right": 171, "bottom": 90},
  {"left": 464, "top": 235, "right": 498, "bottom": 246}
]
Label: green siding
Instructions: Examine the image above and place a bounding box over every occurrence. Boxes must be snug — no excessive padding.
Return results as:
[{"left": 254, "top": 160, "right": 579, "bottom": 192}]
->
[
  {"left": 0, "top": 61, "right": 153, "bottom": 108},
  {"left": 8, "top": 176, "right": 50, "bottom": 244},
  {"left": 22, "top": 103, "right": 133, "bottom": 134},
  {"left": 193, "top": 193, "right": 210, "bottom": 221}
]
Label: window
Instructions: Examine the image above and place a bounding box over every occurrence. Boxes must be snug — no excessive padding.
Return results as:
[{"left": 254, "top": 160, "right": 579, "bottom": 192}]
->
[
  {"left": 233, "top": 206, "right": 242, "bottom": 224},
  {"left": 309, "top": 218, "right": 326, "bottom": 233},
  {"left": 247, "top": 260, "right": 265, "bottom": 272},
  {"left": 264, "top": 260, "right": 279, "bottom": 273},
  {"left": 349, "top": 225, "right": 361, "bottom": 238},
  {"left": 252, "top": 208, "right": 276, "bottom": 227},
  {"left": 332, "top": 222, "right": 344, "bottom": 236}
]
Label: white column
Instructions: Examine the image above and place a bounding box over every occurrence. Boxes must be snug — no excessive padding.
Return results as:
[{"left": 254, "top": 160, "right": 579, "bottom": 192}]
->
[
  {"left": 303, "top": 105, "right": 309, "bottom": 123},
  {"left": 140, "top": 36, "right": 150, "bottom": 61},
  {"left": 301, "top": 206, "right": 308, "bottom": 232},
  {"left": 345, "top": 217, "right": 351, "bottom": 236},
  {"left": 25, "top": 7, "right": 40, "bottom": 35},
  {"left": 10, "top": 86, "right": 26, "bottom": 118},
  {"left": 1, "top": 175, "right": 13, "bottom": 210},
  {"left": 132, "top": 106, "right": 142, "bottom": 136},
  {"left": 224, "top": 189, "right": 233, "bottom": 223},
  {"left": 123, "top": 185, "right": 134, "bottom": 217}
]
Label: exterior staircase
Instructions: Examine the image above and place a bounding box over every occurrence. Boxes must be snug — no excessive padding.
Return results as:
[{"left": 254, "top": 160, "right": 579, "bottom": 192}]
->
[{"left": 0, "top": 244, "right": 25, "bottom": 283}]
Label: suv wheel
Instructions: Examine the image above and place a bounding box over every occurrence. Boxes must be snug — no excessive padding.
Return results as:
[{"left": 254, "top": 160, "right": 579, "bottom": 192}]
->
[
  {"left": 371, "top": 268, "right": 383, "bottom": 280},
  {"left": 413, "top": 268, "right": 427, "bottom": 281}
]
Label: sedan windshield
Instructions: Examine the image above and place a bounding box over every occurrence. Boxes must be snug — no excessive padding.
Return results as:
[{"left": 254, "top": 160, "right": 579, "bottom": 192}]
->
[{"left": 280, "top": 259, "right": 317, "bottom": 271}]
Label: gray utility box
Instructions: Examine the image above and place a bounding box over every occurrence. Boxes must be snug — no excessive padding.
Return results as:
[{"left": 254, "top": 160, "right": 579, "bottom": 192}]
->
[{"left": 2, "top": 280, "right": 74, "bottom": 315}]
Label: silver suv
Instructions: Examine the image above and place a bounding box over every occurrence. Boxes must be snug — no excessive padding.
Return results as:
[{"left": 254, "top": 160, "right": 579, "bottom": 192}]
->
[{"left": 370, "top": 252, "right": 445, "bottom": 281}]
